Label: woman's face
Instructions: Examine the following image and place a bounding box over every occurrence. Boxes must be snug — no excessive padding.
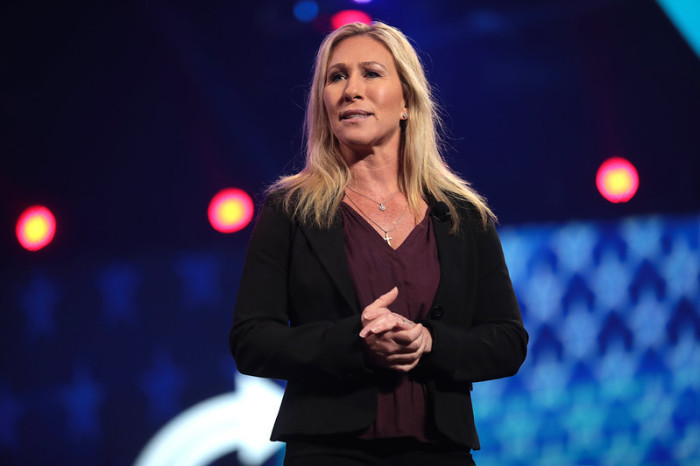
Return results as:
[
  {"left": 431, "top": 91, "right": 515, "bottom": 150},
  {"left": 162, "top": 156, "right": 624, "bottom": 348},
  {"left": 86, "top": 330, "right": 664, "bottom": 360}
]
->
[{"left": 323, "top": 35, "right": 406, "bottom": 158}]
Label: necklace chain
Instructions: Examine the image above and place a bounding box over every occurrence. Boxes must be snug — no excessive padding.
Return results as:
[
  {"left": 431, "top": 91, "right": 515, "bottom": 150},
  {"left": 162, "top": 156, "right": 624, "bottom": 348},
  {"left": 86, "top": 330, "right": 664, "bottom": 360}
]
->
[
  {"left": 344, "top": 192, "right": 408, "bottom": 247},
  {"left": 346, "top": 185, "right": 398, "bottom": 211}
]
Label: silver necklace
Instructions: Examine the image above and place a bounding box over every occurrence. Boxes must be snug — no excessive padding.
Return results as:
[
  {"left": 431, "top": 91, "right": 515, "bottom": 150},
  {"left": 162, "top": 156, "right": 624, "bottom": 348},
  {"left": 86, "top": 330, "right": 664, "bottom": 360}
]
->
[
  {"left": 345, "top": 193, "right": 408, "bottom": 247},
  {"left": 346, "top": 185, "right": 398, "bottom": 211}
]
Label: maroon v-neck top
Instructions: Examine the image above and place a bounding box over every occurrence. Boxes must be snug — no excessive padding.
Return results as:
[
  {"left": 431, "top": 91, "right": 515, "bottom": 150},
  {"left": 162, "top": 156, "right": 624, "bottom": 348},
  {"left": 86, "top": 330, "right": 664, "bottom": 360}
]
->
[{"left": 340, "top": 202, "right": 441, "bottom": 441}]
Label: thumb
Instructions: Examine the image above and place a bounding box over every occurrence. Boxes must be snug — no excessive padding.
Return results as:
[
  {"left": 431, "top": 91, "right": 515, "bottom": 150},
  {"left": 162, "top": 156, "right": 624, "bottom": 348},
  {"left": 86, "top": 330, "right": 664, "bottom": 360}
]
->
[{"left": 372, "top": 286, "right": 399, "bottom": 309}]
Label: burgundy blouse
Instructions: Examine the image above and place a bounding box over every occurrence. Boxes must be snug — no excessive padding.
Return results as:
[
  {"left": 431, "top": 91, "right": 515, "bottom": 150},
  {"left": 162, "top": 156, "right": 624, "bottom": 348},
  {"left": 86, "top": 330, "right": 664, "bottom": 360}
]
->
[{"left": 340, "top": 202, "right": 441, "bottom": 441}]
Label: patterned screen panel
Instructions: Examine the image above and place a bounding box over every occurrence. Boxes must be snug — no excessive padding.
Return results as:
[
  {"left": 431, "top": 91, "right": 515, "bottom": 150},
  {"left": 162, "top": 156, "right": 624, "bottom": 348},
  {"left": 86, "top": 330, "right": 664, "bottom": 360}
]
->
[{"left": 475, "top": 214, "right": 700, "bottom": 465}]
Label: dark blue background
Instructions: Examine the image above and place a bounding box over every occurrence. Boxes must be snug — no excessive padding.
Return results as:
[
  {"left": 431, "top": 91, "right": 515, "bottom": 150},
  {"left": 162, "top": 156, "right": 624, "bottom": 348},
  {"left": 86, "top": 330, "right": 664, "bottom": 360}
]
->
[{"left": 3, "top": 0, "right": 699, "bottom": 262}]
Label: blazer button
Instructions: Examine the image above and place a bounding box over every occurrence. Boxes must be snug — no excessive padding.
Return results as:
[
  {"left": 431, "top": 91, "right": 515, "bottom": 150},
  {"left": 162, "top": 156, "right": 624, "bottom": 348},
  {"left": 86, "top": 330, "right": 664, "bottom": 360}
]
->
[{"left": 430, "top": 305, "right": 444, "bottom": 319}]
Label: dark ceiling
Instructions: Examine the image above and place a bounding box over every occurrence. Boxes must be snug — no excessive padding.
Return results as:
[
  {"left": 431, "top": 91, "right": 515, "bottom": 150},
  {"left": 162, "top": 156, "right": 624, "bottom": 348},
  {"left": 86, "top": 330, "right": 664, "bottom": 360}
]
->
[{"left": 2, "top": 0, "right": 699, "bottom": 264}]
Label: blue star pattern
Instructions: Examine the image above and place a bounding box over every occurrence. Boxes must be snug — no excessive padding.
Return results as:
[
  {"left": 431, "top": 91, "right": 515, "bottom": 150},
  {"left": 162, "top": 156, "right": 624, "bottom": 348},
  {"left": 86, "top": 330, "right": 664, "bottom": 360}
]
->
[
  {"left": 140, "top": 349, "right": 186, "bottom": 423},
  {"left": 175, "top": 254, "right": 221, "bottom": 310},
  {"left": 98, "top": 263, "right": 140, "bottom": 324},
  {"left": 20, "top": 273, "right": 59, "bottom": 340},
  {"left": 473, "top": 213, "right": 700, "bottom": 465},
  {"left": 551, "top": 222, "right": 598, "bottom": 274},
  {"left": 61, "top": 366, "right": 104, "bottom": 441},
  {"left": 0, "top": 387, "right": 22, "bottom": 448}
]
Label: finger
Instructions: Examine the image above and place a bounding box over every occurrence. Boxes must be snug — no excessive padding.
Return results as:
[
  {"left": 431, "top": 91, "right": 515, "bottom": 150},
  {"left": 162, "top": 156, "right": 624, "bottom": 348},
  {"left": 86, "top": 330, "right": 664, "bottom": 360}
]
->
[
  {"left": 360, "top": 315, "right": 394, "bottom": 338},
  {"left": 368, "top": 314, "right": 413, "bottom": 337},
  {"left": 363, "top": 333, "right": 413, "bottom": 356},
  {"left": 390, "top": 333, "right": 424, "bottom": 352},
  {"left": 388, "top": 323, "right": 424, "bottom": 345},
  {"left": 361, "top": 306, "right": 390, "bottom": 324},
  {"left": 389, "top": 360, "right": 420, "bottom": 372},
  {"left": 359, "top": 313, "right": 412, "bottom": 338},
  {"left": 393, "top": 333, "right": 425, "bottom": 353},
  {"left": 366, "top": 346, "right": 419, "bottom": 367},
  {"left": 362, "top": 287, "right": 399, "bottom": 320},
  {"left": 385, "top": 350, "right": 421, "bottom": 366}
]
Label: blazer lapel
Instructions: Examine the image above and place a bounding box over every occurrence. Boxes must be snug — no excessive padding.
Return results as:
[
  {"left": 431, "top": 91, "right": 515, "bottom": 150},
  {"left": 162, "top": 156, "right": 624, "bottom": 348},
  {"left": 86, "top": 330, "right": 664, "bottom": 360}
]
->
[
  {"left": 299, "top": 219, "right": 360, "bottom": 314},
  {"left": 429, "top": 197, "right": 464, "bottom": 306}
]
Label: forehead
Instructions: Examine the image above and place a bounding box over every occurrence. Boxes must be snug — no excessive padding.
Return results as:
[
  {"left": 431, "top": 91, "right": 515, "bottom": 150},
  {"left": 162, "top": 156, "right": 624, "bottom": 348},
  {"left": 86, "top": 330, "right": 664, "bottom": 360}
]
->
[{"left": 327, "top": 35, "right": 395, "bottom": 68}]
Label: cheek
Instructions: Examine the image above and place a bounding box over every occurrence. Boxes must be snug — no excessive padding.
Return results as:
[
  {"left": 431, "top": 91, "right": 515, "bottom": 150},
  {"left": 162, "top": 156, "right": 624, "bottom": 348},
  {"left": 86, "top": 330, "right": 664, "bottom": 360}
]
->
[
  {"left": 322, "top": 92, "right": 340, "bottom": 137},
  {"left": 322, "top": 91, "right": 336, "bottom": 120},
  {"left": 376, "top": 86, "right": 404, "bottom": 112}
]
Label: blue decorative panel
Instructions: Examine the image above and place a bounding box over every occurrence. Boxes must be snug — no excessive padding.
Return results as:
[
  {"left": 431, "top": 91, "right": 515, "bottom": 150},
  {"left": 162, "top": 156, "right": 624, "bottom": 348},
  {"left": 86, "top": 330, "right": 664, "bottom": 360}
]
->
[{"left": 474, "top": 214, "right": 700, "bottom": 465}]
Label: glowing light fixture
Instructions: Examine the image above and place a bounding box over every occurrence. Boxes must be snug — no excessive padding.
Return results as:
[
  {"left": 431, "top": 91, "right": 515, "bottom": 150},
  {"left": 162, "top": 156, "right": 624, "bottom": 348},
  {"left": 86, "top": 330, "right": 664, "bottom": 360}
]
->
[
  {"left": 16, "top": 205, "right": 56, "bottom": 251},
  {"left": 331, "top": 10, "right": 372, "bottom": 30},
  {"left": 293, "top": 1, "right": 318, "bottom": 23},
  {"left": 208, "top": 188, "right": 254, "bottom": 233},
  {"left": 596, "top": 157, "right": 639, "bottom": 203}
]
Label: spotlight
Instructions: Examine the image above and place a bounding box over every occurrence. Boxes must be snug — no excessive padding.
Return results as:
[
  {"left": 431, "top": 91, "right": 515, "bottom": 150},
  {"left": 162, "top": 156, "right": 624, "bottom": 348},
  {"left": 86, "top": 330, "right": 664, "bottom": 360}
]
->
[
  {"left": 208, "top": 188, "right": 254, "bottom": 233},
  {"left": 16, "top": 205, "right": 56, "bottom": 251},
  {"left": 331, "top": 10, "right": 372, "bottom": 30},
  {"left": 596, "top": 157, "right": 639, "bottom": 203}
]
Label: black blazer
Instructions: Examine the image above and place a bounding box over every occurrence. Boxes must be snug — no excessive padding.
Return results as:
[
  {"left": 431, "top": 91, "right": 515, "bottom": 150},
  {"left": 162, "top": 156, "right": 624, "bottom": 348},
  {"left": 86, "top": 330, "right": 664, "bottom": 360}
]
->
[{"left": 229, "top": 193, "right": 528, "bottom": 449}]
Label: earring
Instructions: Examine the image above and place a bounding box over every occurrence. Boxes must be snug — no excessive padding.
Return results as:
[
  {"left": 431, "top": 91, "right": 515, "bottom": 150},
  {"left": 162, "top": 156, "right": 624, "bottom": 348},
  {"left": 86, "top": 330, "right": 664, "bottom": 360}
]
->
[{"left": 402, "top": 113, "right": 408, "bottom": 119}]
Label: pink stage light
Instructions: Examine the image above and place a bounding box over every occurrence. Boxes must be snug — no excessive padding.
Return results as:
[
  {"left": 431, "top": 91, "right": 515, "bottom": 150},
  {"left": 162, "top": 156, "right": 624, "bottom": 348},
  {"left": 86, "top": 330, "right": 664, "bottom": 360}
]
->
[
  {"left": 16, "top": 205, "right": 56, "bottom": 251},
  {"left": 208, "top": 188, "right": 254, "bottom": 233},
  {"left": 596, "top": 157, "right": 639, "bottom": 203},
  {"left": 331, "top": 10, "right": 371, "bottom": 30}
]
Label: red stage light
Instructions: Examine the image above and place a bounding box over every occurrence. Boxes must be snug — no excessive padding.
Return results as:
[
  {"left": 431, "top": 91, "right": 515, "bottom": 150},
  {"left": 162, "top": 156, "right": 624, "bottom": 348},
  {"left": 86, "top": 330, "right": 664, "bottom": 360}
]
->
[
  {"left": 331, "top": 10, "right": 372, "bottom": 30},
  {"left": 16, "top": 205, "right": 56, "bottom": 251},
  {"left": 596, "top": 157, "right": 639, "bottom": 203},
  {"left": 208, "top": 188, "right": 254, "bottom": 233}
]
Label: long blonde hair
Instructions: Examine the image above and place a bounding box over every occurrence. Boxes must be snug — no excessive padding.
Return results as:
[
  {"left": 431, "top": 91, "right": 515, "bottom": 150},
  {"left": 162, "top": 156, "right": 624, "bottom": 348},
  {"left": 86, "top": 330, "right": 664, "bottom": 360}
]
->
[{"left": 270, "top": 21, "right": 495, "bottom": 231}]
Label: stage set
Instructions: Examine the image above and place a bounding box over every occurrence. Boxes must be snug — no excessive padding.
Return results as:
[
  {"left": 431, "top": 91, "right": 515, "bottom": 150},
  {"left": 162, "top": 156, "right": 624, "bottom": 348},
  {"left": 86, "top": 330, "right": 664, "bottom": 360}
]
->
[{"left": 2, "top": 0, "right": 699, "bottom": 464}]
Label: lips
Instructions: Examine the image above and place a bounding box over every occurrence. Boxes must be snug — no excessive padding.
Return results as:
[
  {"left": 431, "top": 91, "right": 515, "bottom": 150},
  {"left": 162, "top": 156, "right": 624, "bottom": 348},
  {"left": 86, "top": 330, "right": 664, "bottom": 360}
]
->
[{"left": 340, "top": 110, "right": 373, "bottom": 120}]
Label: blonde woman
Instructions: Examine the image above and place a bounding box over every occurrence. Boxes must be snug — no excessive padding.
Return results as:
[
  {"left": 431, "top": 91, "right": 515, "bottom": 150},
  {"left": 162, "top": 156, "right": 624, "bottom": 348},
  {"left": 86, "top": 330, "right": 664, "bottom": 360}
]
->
[{"left": 230, "top": 22, "right": 528, "bottom": 465}]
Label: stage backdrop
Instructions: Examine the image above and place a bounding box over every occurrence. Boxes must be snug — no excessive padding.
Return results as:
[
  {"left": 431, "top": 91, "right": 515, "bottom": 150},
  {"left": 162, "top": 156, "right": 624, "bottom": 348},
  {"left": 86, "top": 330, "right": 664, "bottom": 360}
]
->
[
  {"left": 3, "top": 0, "right": 700, "bottom": 464},
  {"left": 1, "top": 211, "right": 698, "bottom": 465}
]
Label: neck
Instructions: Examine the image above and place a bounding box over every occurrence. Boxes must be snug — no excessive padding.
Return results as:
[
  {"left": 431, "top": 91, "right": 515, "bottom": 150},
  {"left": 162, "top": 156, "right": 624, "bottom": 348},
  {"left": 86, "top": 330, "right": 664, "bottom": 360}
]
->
[{"left": 343, "top": 148, "right": 400, "bottom": 196}]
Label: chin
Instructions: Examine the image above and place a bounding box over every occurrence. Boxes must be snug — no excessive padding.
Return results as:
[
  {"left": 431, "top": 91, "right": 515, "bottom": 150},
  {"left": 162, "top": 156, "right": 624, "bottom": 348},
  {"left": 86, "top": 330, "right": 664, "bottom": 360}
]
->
[{"left": 338, "top": 139, "right": 374, "bottom": 154}]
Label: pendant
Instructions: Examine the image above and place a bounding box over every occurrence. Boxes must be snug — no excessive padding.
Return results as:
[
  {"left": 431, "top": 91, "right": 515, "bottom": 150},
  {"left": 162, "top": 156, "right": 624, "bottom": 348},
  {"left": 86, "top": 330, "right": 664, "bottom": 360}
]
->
[
  {"left": 379, "top": 204, "right": 386, "bottom": 211},
  {"left": 383, "top": 232, "right": 392, "bottom": 246}
]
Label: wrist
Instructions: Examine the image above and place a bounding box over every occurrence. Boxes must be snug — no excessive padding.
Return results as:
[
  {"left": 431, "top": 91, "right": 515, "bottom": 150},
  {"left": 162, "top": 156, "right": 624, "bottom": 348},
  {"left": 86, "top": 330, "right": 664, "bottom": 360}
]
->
[{"left": 422, "top": 326, "right": 433, "bottom": 353}]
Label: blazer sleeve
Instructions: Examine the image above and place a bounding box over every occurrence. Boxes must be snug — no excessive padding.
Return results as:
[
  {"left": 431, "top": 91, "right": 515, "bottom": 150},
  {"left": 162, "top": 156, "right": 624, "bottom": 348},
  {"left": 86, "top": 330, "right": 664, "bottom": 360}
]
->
[
  {"left": 229, "top": 196, "right": 373, "bottom": 382},
  {"left": 418, "top": 216, "right": 528, "bottom": 384}
]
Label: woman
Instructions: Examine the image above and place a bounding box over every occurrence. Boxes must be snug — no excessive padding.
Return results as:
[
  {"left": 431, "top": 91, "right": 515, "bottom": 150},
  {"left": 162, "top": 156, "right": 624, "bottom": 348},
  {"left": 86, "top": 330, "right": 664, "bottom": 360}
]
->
[{"left": 229, "top": 22, "right": 527, "bottom": 465}]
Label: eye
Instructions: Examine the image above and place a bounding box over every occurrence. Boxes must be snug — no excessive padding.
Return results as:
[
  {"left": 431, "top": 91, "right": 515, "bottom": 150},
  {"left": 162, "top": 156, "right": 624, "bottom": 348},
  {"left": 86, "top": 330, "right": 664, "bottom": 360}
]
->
[
  {"left": 328, "top": 72, "right": 346, "bottom": 83},
  {"left": 365, "top": 70, "right": 381, "bottom": 78}
]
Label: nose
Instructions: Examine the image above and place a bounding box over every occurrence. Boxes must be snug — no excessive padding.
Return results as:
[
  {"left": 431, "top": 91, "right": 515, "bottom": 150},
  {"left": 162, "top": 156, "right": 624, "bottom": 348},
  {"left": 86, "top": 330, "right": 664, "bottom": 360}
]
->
[{"left": 343, "top": 72, "right": 363, "bottom": 101}]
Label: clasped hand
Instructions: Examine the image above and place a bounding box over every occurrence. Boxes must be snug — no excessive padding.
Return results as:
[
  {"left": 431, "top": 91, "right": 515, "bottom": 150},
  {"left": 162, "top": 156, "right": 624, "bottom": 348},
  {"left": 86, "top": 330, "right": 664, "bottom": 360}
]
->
[{"left": 359, "top": 287, "right": 432, "bottom": 373}]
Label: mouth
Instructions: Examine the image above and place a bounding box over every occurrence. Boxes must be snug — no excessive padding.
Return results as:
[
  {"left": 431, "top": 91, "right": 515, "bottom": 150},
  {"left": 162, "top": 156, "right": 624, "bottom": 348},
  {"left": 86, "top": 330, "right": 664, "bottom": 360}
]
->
[{"left": 340, "top": 110, "right": 373, "bottom": 121}]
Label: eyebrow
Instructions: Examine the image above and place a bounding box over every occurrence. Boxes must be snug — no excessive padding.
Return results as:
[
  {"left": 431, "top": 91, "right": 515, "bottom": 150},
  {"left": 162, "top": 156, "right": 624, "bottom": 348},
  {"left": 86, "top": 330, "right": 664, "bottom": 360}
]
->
[{"left": 326, "top": 61, "right": 388, "bottom": 73}]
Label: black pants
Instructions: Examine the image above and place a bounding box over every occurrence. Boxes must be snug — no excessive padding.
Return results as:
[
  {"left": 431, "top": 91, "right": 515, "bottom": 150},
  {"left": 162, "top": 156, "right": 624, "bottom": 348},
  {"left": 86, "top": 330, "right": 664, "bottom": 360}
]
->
[{"left": 284, "top": 437, "right": 476, "bottom": 466}]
